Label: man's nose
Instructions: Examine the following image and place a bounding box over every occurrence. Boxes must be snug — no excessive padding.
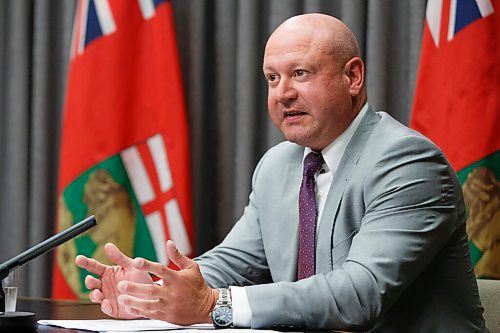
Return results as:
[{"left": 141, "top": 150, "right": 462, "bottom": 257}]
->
[{"left": 276, "top": 78, "right": 298, "bottom": 104}]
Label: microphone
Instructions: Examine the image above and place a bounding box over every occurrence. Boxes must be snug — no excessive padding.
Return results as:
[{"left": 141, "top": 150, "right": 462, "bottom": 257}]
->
[{"left": 0, "top": 215, "right": 97, "bottom": 330}]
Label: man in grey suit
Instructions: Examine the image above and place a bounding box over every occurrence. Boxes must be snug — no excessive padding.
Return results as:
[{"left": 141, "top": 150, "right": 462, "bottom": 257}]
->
[{"left": 75, "top": 13, "right": 487, "bottom": 332}]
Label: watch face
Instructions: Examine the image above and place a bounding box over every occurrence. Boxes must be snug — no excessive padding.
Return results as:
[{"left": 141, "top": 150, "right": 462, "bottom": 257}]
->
[{"left": 212, "top": 306, "right": 233, "bottom": 327}]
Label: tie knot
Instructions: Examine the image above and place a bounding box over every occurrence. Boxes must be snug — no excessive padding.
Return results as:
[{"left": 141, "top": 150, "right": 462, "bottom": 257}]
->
[{"left": 303, "top": 152, "right": 324, "bottom": 177}]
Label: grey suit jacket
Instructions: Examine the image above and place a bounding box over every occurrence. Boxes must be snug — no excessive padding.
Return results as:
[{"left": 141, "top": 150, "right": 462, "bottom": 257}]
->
[{"left": 196, "top": 106, "right": 487, "bottom": 332}]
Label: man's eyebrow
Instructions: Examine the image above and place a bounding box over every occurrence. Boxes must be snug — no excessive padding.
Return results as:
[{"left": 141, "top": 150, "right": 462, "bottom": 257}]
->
[
  {"left": 262, "top": 64, "right": 275, "bottom": 73},
  {"left": 263, "top": 61, "right": 307, "bottom": 72}
]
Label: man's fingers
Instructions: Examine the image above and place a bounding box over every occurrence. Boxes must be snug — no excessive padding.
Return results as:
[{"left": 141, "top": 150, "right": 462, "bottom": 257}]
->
[
  {"left": 76, "top": 244, "right": 135, "bottom": 275},
  {"left": 118, "top": 281, "right": 159, "bottom": 299},
  {"left": 124, "top": 306, "right": 144, "bottom": 317},
  {"left": 132, "top": 257, "right": 171, "bottom": 279},
  {"left": 117, "top": 294, "right": 156, "bottom": 316},
  {"left": 126, "top": 240, "right": 195, "bottom": 280},
  {"left": 104, "top": 243, "right": 135, "bottom": 269},
  {"left": 89, "top": 289, "right": 104, "bottom": 303},
  {"left": 84, "top": 275, "right": 102, "bottom": 290},
  {"left": 166, "top": 240, "right": 193, "bottom": 270},
  {"left": 75, "top": 255, "right": 107, "bottom": 276},
  {"left": 101, "top": 299, "right": 114, "bottom": 317}
]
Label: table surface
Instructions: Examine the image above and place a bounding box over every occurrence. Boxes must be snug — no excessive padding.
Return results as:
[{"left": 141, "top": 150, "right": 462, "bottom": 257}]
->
[
  {"left": 17, "top": 296, "right": 109, "bottom": 332},
  {"left": 14, "top": 297, "right": 338, "bottom": 333}
]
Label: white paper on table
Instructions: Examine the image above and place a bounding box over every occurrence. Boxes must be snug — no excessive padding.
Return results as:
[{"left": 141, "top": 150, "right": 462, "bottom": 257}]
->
[
  {"left": 106, "top": 326, "right": 298, "bottom": 333},
  {"left": 37, "top": 319, "right": 214, "bottom": 332},
  {"left": 105, "top": 330, "right": 215, "bottom": 333}
]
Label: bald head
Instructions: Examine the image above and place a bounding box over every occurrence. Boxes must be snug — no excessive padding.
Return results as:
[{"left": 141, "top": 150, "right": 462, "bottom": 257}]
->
[
  {"left": 265, "top": 13, "right": 360, "bottom": 68},
  {"left": 263, "top": 13, "right": 367, "bottom": 150}
]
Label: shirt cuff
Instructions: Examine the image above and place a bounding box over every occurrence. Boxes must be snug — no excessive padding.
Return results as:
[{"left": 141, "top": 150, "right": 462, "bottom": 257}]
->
[{"left": 230, "top": 286, "right": 252, "bottom": 327}]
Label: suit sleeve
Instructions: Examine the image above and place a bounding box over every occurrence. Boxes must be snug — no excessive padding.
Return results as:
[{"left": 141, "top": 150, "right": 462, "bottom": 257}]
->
[{"left": 245, "top": 134, "right": 466, "bottom": 331}]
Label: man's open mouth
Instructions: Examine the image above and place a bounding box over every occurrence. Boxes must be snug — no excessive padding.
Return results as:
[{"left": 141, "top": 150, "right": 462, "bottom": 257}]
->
[{"left": 284, "top": 111, "right": 306, "bottom": 118}]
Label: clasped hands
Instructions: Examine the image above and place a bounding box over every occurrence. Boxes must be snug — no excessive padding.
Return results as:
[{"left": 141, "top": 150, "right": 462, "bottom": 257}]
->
[{"left": 75, "top": 240, "right": 219, "bottom": 325}]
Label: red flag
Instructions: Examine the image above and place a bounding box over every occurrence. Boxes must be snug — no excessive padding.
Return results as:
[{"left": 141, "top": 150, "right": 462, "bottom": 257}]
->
[
  {"left": 411, "top": 0, "right": 500, "bottom": 278},
  {"left": 52, "top": 0, "right": 193, "bottom": 299}
]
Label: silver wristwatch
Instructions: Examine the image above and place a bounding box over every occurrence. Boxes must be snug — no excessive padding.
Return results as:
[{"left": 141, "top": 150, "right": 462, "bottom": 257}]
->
[{"left": 211, "top": 288, "right": 233, "bottom": 328}]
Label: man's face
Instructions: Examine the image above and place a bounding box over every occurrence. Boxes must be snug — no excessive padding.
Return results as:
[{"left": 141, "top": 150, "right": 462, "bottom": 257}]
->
[{"left": 263, "top": 29, "right": 355, "bottom": 150}]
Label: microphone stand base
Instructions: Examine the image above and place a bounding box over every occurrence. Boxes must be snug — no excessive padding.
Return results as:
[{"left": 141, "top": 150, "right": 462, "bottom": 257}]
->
[{"left": 0, "top": 311, "right": 36, "bottom": 331}]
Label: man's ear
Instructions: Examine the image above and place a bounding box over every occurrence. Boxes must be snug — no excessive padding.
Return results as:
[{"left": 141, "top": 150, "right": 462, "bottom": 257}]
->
[{"left": 344, "top": 57, "right": 364, "bottom": 97}]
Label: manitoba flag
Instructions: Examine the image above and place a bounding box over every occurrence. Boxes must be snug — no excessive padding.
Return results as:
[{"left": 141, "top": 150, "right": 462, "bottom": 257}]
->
[
  {"left": 411, "top": 0, "right": 499, "bottom": 277},
  {"left": 52, "top": 0, "right": 193, "bottom": 299}
]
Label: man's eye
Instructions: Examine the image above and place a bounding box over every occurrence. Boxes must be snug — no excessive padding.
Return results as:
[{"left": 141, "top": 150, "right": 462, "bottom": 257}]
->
[
  {"left": 294, "top": 69, "right": 305, "bottom": 77},
  {"left": 268, "top": 74, "right": 277, "bottom": 82}
]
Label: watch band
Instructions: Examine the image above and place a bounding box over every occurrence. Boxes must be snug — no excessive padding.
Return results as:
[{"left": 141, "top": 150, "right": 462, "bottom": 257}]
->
[
  {"left": 217, "top": 288, "right": 230, "bottom": 306},
  {"left": 211, "top": 288, "right": 233, "bottom": 328}
]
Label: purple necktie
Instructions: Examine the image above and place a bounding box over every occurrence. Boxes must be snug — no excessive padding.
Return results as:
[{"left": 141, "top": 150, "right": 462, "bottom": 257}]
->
[{"left": 297, "top": 151, "right": 324, "bottom": 280}]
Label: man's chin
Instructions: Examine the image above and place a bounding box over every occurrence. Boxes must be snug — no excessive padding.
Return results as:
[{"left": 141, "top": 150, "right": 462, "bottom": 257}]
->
[
  {"left": 285, "top": 136, "right": 327, "bottom": 151},
  {"left": 284, "top": 135, "right": 310, "bottom": 148},
  {"left": 281, "top": 126, "right": 306, "bottom": 141}
]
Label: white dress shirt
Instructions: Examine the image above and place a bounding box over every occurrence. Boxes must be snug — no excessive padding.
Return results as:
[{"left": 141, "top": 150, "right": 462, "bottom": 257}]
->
[{"left": 231, "top": 104, "right": 369, "bottom": 327}]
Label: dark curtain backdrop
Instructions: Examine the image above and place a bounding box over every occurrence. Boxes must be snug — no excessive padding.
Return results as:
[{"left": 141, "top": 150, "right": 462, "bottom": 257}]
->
[{"left": 0, "top": 0, "right": 426, "bottom": 298}]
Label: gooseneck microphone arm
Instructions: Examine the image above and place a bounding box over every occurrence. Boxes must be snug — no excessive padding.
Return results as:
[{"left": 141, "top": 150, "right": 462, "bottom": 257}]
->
[{"left": 0, "top": 215, "right": 97, "bottom": 312}]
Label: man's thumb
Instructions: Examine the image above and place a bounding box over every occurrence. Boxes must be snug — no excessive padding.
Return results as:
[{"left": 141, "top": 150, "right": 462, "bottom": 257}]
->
[{"left": 166, "top": 240, "right": 192, "bottom": 270}]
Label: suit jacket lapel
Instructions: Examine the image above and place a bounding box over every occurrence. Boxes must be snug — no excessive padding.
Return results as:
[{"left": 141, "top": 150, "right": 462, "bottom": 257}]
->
[
  {"left": 316, "top": 106, "right": 381, "bottom": 274},
  {"left": 279, "top": 160, "right": 304, "bottom": 281},
  {"left": 276, "top": 150, "right": 304, "bottom": 281}
]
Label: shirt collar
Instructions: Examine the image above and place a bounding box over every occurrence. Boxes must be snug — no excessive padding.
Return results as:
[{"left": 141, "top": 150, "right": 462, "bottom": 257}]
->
[{"left": 304, "top": 103, "right": 369, "bottom": 175}]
